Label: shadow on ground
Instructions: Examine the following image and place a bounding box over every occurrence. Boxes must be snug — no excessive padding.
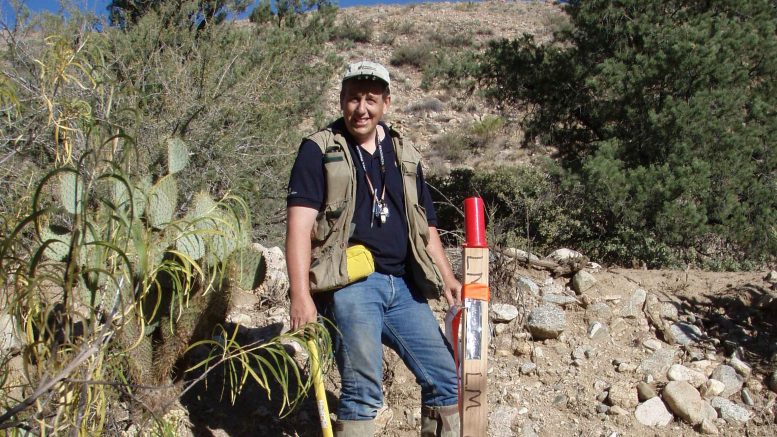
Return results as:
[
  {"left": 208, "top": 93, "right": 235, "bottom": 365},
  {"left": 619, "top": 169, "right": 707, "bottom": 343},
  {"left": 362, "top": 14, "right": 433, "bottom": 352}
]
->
[
  {"left": 180, "top": 321, "right": 337, "bottom": 437},
  {"left": 678, "top": 282, "right": 777, "bottom": 372}
]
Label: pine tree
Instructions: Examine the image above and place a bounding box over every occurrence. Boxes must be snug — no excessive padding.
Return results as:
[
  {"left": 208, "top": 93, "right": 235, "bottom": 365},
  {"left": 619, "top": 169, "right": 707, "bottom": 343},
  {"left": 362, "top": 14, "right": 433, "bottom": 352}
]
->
[{"left": 481, "top": 0, "right": 777, "bottom": 265}]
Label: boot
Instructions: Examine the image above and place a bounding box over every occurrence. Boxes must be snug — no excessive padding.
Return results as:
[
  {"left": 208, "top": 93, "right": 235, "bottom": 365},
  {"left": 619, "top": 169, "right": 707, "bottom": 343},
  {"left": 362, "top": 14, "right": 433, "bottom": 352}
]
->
[
  {"left": 420, "top": 405, "right": 460, "bottom": 437},
  {"left": 334, "top": 419, "right": 375, "bottom": 437}
]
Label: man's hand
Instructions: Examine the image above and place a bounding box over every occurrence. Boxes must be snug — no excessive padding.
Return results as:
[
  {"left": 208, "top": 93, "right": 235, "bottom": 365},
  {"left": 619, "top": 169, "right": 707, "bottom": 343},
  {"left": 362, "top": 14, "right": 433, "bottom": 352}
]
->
[
  {"left": 442, "top": 276, "right": 462, "bottom": 308},
  {"left": 290, "top": 292, "right": 318, "bottom": 331}
]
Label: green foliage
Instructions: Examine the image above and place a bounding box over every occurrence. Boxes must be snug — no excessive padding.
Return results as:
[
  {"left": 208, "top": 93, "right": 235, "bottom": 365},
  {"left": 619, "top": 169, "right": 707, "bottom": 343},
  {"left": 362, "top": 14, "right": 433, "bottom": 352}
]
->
[
  {"left": 108, "top": 0, "right": 251, "bottom": 28},
  {"left": 98, "top": 0, "right": 338, "bottom": 245},
  {"left": 471, "top": 115, "right": 504, "bottom": 142},
  {"left": 330, "top": 16, "right": 372, "bottom": 43},
  {"left": 390, "top": 42, "right": 433, "bottom": 68},
  {"left": 429, "top": 165, "right": 574, "bottom": 255},
  {"left": 421, "top": 49, "right": 480, "bottom": 91},
  {"left": 479, "top": 0, "right": 777, "bottom": 266},
  {"left": 166, "top": 137, "right": 189, "bottom": 174},
  {"left": 0, "top": 3, "right": 336, "bottom": 433},
  {"left": 249, "top": 0, "right": 335, "bottom": 28},
  {"left": 229, "top": 246, "right": 265, "bottom": 290}
]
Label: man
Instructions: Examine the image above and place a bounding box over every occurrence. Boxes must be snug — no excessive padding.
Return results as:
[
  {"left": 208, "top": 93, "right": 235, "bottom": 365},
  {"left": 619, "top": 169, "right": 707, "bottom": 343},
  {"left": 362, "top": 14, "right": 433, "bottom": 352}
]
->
[{"left": 286, "top": 61, "right": 461, "bottom": 437}]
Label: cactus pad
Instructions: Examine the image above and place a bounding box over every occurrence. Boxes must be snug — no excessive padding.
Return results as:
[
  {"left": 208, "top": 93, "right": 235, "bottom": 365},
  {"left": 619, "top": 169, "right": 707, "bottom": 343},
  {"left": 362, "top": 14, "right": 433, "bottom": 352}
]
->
[
  {"left": 59, "top": 171, "right": 84, "bottom": 215},
  {"left": 146, "top": 175, "right": 177, "bottom": 228},
  {"left": 230, "top": 247, "right": 265, "bottom": 290},
  {"left": 166, "top": 137, "right": 189, "bottom": 175},
  {"left": 41, "top": 225, "right": 71, "bottom": 261}
]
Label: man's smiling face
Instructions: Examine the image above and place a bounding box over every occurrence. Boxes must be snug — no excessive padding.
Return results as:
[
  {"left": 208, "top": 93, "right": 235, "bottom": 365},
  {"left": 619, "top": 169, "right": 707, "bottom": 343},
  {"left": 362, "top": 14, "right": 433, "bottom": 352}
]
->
[{"left": 340, "top": 79, "right": 391, "bottom": 144}]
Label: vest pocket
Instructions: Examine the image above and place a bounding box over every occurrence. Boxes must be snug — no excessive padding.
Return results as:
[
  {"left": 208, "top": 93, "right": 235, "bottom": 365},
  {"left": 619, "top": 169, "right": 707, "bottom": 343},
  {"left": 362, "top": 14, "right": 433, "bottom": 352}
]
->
[{"left": 313, "top": 201, "right": 346, "bottom": 242}]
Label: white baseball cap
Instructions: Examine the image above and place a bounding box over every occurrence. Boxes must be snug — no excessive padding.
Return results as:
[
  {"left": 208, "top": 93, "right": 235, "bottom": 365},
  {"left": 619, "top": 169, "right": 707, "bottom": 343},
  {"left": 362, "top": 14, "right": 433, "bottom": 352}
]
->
[{"left": 342, "top": 61, "right": 391, "bottom": 89}]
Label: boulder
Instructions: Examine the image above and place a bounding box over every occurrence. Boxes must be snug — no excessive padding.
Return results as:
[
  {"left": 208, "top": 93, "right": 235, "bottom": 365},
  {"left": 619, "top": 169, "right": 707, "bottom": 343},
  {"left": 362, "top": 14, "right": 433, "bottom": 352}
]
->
[{"left": 491, "top": 303, "right": 519, "bottom": 323}]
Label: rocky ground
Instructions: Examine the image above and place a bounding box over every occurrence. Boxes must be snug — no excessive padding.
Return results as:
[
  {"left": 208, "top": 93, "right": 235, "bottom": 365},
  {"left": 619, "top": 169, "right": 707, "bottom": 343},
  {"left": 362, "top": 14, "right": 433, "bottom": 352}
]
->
[
  {"left": 182, "top": 245, "right": 777, "bottom": 437},
  {"left": 170, "top": 2, "right": 777, "bottom": 436}
]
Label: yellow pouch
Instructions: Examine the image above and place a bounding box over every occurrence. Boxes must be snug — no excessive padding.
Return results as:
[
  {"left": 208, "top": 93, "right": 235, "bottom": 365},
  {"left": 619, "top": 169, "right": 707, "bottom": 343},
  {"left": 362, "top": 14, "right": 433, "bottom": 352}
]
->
[{"left": 346, "top": 244, "right": 375, "bottom": 283}]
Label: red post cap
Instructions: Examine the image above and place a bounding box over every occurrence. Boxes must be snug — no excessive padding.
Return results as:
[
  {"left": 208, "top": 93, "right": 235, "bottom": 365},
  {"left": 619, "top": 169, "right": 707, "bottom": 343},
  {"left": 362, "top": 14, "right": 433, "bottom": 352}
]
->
[{"left": 464, "top": 197, "right": 487, "bottom": 247}]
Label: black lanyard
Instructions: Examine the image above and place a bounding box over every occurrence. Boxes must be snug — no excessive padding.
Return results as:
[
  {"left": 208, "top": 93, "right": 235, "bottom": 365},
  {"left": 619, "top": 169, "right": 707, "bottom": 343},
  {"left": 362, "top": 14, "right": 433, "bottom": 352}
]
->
[{"left": 354, "top": 131, "right": 389, "bottom": 227}]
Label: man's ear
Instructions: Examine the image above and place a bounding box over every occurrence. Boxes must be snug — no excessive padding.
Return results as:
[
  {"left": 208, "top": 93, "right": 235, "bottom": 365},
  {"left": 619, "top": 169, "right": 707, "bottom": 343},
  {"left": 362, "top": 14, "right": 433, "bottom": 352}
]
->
[{"left": 383, "top": 94, "right": 391, "bottom": 110}]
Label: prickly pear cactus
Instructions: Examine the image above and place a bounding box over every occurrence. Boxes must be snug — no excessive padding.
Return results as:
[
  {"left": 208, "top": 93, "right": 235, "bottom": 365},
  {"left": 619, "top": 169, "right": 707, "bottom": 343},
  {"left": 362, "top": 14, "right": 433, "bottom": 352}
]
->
[
  {"left": 59, "top": 171, "right": 84, "bottom": 215},
  {"left": 229, "top": 246, "right": 264, "bottom": 290},
  {"left": 175, "top": 228, "right": 205, "bottom": 261},
  {"left": 113, "top": 178, "right": 148, "bottom": 220},
  {"left": 146, "top": 175, "right": 177, "bottom": 229},
  {"left": 166, "top": 137, "right": 189, "bottom": 175},
  {"left": 40, "top": 225, "right": 71, "bottom": 261}
]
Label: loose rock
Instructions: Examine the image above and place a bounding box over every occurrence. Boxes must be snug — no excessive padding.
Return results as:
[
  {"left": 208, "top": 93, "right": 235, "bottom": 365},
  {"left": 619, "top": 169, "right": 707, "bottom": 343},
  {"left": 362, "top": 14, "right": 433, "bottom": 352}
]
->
[
  {"left": 710, "top": 397, "right": 753, "bottom": 424},
  {"left": 526, "top": 304, "right": 566, "bottom": 340},
  {"left": 662, "top": 381, "right": 717, "bottom": 425},
  {"left": 728, "top": 355, "right": 752, "bottom": 378},
  {"left": 667, "top": 364, "right": 708, "bottom": 388},
  {"left": 638, "top": 348, "right": 678, "bottom": 380},
  {"left": 492, "top": 303, "right": 519, "bottom": 323},
  {"left": 607, "top": 382, "right": 638, "bottom": 409},
  {"left": 620, "top": 288, "right": 647, "bottom": 319},
  {"left": 637, "top": 382, "right": 657, "bottom": 401},
  {"left": 571, "top": 270, "right": 597, "bottom": 294},
  {"left": 709, "top": 365, "right": 743, "bottom": 398},
  {"left": 700, "top": 379, "right": 726, "bottom": 398},
  {"left": 667, "top": 322, "right": 704, "bottom": 346},
  {"left": 635, "top": 396, "right": 673, "bottom": 427}
]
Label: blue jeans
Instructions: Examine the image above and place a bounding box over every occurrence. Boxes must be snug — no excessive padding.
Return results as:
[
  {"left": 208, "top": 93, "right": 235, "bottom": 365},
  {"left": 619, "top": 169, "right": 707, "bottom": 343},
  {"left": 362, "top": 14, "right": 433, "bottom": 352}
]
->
[{"left": 315, "top": 272, "right": 458, "bottom": 421}]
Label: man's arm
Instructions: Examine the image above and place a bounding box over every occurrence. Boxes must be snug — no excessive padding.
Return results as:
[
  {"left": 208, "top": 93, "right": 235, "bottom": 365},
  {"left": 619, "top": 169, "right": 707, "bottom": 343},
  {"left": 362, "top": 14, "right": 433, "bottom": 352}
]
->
[
  {"left": 427, "top": 226, "right": 462, "bottom": 308},
  {"left": 286, "top": 205, "right": 320, "bottom": 331}
]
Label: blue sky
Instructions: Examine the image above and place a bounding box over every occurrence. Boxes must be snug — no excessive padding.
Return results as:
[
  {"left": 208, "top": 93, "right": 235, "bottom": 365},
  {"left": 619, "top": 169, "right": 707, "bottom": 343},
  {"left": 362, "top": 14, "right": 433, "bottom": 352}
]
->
[{"left": 1, "top": 0, "right": 445, "bottom": 20}]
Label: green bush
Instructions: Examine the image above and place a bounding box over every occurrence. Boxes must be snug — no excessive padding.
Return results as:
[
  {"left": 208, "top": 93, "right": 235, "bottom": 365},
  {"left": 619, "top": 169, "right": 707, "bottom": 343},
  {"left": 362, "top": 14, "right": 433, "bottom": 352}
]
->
[
  {"left": 0, "top": 2, "right": 337, "bottom": 433},
  {"left": 331, "top": 16, "right": 372, "bottom": 43},
  {"left": 479, "top": 0, "right": 777, "bottom": 267},
  {"left": 429, "top": 165, "right": 574, "bottom": 256},
  {"left": 421, "top": 48, "right": 479, "bottom": 91},
  {"left": 390, "top": 42, "right": 433, "bottom": 68}
]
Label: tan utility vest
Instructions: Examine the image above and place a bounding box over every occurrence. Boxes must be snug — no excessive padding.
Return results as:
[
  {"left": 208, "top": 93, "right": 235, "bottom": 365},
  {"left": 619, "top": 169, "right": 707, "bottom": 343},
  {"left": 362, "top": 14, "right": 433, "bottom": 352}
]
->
[{"left": 306, "top": 122, "right": 444, "bottom": 298}]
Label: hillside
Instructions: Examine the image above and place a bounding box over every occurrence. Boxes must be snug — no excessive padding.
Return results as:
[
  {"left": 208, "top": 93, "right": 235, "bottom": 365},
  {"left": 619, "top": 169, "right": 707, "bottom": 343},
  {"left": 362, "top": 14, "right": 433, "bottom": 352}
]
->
[
  {"left": 178, "top": 2, "right": 777, "bottom": 437},
  {"left": 1, "top": 1, "right": 775, "bottom": 436}
]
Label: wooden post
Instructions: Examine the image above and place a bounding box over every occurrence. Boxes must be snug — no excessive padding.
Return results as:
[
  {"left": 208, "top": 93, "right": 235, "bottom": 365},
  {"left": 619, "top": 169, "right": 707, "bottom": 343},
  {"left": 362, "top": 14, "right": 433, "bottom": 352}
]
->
[{"left": 460, "top": 197, "right": 489, "bottom": 436}]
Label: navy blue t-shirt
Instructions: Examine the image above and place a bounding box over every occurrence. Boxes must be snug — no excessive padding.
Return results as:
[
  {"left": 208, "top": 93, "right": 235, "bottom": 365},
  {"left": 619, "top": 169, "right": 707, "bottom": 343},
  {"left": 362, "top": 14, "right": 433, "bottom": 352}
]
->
[{"left": 287, "top": 120, "right": 437, "bottom": 276}]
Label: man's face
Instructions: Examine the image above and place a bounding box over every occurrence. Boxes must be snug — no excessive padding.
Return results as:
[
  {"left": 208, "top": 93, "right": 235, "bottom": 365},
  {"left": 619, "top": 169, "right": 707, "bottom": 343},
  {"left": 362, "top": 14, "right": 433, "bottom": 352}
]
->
[{"left": 340, "top": 79, "right": 391, "bottom": 143}]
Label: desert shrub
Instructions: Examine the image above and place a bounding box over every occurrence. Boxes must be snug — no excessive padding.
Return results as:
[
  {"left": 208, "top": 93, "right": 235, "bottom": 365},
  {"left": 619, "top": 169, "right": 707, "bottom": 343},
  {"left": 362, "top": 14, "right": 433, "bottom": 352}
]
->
[
  {"left": 479, "top": 0, "right": 777, "bottom": 267},
  {"left": 331, "top": 16, "right": 372, "bottom": 43},
  {"left": 103, "top": 1, "right": 337, "bottom": 245},
  {"left": 429, "top": 131, "right": 470, "bottom": 163},
  {"left": 429, "top": 165, "right": 574, "bottom": 256},
  {"left": 421, "top": 46, "right": 479, "bottom": 91},
  {"left": 471, "top": 115, "right": 504, "bottom": 143},
  {"left": 390, "top": 42, "right": 433, "bottom": 68},
  {"left": 427, "top": 28, "right": 475, "bottom": 49},
  {"left": 386, "top": 20, "right": 414, "bottom": 36},
  {"left": 405, "top": 97, "right": 444, "bottom": 113},
  {"left": 0, "top": 2, "right": 336, "bottom": 433}
]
